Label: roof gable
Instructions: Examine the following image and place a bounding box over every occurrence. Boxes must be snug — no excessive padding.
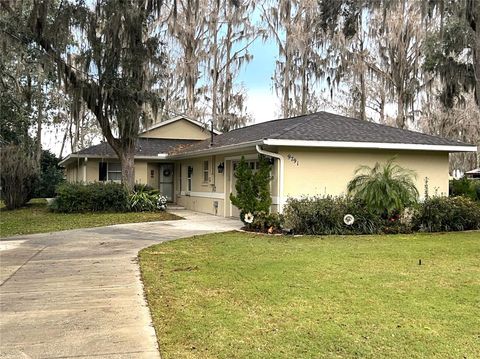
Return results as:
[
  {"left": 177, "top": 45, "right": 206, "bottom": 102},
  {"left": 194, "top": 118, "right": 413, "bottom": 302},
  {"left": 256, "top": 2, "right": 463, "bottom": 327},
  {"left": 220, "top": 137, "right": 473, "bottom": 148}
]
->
[{"left": 140, "top": 116, "right": 221, "bottom": 140}]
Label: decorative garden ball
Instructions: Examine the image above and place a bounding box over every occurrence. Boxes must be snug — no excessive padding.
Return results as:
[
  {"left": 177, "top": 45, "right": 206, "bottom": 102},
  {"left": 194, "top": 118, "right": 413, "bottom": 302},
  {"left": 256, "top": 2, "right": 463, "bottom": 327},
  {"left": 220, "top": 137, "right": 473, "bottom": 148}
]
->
[{"left": 343, "top": 214, "right": 355, "bottom": 226}]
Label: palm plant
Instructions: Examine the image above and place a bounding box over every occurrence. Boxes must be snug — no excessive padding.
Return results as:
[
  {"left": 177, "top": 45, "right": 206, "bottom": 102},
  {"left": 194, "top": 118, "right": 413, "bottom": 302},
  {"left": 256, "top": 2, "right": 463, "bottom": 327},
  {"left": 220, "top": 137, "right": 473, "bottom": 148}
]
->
[{"left": 347, "top": 158, "right": 419, "bottom": 216}]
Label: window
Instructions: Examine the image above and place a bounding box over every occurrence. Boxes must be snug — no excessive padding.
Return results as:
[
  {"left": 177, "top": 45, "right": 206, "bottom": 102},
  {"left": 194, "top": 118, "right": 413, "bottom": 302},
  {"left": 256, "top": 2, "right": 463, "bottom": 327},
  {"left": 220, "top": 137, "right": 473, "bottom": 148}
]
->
[
  {"left": 187, "top": 166, "right": 193, "bottom": 191},
  {"left": 233, "top": 160, "right": 259, "bottom": 172},
  {"left": 107, "top": 163, "right": 122, "bottom": 181},
  {"left": 179, "top": 165, "right": 182, "bottom": 191},
  {"left": 203, "top": 161, "right": 209, "bottom": 183},
  {"left": 99, "top": 162, "right": 122, "bottom": 181}
]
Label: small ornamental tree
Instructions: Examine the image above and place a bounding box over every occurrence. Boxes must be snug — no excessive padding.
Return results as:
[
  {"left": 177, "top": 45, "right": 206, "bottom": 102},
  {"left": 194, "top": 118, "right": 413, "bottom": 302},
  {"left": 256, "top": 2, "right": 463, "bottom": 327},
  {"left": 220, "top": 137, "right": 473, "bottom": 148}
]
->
[{"left": 230, "top": 155, "right": 273, "bottom": 222}]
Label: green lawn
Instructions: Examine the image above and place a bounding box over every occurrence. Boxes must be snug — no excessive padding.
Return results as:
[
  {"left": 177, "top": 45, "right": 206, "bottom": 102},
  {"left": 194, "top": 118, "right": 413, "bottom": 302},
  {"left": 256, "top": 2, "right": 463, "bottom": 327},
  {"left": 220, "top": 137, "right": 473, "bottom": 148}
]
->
[
  {"left": 0, "top": 199, "right": 180, "bottom": 237},
  {"left": 139, "top": 231, "right": 480, "bottom": 359}
]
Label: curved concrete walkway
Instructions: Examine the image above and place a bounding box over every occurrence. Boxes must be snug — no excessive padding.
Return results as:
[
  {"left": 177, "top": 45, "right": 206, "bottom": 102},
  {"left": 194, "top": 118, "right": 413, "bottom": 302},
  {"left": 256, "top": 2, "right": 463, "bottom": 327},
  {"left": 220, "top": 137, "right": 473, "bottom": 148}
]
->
[{"left": 0, "top": 210, "right": 241, "bottom": 359}]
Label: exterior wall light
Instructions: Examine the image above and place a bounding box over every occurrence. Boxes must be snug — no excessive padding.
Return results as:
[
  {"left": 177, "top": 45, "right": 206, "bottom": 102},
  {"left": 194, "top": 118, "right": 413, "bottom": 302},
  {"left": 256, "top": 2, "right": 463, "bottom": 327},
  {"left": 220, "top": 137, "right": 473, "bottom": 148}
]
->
[{"left": 217, "top": 162, "right": 225, "bottom": 173}]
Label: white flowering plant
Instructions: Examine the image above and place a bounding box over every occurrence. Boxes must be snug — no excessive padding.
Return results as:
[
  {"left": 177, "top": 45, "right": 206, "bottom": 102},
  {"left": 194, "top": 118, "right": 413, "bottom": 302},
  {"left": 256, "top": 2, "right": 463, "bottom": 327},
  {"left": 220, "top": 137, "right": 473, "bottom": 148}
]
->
[
  {"left": 157, "top": 195, "right": 168, "bottom": 211},
  {"left": 244, "top": 212, "right": 254, "bottom": 224}
]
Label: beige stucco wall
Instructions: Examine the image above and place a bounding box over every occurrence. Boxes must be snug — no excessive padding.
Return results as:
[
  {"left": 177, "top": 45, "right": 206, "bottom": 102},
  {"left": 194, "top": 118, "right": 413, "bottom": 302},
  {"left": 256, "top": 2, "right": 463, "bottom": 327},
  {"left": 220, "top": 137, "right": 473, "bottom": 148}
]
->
[
  {"left": 175, "top": 155, "right": 226, "bottom": 216},
  {"left": 147, "top": 163, "right": 159, "bottom": 188},
  {"left": 175, "top": 151, "right": 280, "bottom": 217},
  {"left": 139, "top": 119, "right": 211, "bottom": 140},
  {"left": 279, "top": 148, "right": 450, "bottom": 200},
  {"left": 65, "top": 159, "right": 154, "bottom": 185}
]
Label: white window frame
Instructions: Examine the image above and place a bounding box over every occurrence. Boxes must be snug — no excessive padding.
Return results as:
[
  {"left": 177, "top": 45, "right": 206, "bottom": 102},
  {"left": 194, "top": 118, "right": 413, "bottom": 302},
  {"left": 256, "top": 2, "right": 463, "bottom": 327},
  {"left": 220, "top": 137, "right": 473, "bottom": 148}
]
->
[
  {"left": 187, "top": 166, "right": 192, "bottom": 191},
  {"left": 203, "top": 160, "right": 209, "bottom": 183},
  {"left": 107, "top": 162, "right": 122, "bottom": 182},
  {"left": 179, "top": 164, "right": 182, "bottom": 192}
]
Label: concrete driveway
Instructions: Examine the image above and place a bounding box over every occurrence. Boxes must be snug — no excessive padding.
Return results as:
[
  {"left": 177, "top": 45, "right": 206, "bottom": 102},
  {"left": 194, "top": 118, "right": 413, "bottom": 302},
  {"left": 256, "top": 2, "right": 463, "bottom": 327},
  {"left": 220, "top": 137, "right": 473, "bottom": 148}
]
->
[{"left": 0, "top": 210, "right": 241, "bottom": 359}]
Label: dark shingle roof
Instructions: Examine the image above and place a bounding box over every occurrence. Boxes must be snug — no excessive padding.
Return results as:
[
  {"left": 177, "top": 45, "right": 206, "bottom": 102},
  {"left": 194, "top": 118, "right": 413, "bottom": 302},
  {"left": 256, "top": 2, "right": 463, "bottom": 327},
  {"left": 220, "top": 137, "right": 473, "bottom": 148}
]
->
[
  {"left": 76, "top": 138, "right": 200, "bottom": 157},
  {"left": 175, "top": 111, "right": 473, "bottom": 154}
]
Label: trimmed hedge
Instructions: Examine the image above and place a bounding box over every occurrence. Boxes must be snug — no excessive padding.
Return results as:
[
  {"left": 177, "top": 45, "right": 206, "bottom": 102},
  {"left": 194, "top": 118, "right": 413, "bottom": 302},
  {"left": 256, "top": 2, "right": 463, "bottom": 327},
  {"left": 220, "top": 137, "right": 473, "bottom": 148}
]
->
[
  {"left": 412, "top": 196, "right": 480, "bottom": 232},
  {"left": 284, "top": 195, "right": 480, "bottom": 235},
  {"left": 51, "top": 182, "right": 129, "bottom": 213},
  {"left": 284, "top": 196, "right": 386, "bottom": 235}
]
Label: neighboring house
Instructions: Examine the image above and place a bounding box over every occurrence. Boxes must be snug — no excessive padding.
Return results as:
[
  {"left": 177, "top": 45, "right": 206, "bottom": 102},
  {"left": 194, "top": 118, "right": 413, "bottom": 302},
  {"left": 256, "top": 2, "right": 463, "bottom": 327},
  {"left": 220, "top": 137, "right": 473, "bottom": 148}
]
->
[
  {"left": 465, "top": 168, "right": 480, "bottom": 179},
  {"left": 60, "top": 112, "right": 477, "bottom": 217}
]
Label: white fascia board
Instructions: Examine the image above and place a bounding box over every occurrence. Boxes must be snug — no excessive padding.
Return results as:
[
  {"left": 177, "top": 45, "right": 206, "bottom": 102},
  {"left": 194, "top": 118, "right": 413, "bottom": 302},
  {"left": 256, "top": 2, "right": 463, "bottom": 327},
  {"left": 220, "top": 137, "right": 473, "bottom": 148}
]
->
[
  {"left": 59, "top": 153, "right": 170, "bottom": 166},
  {"left": 168, "top": 140, "right": 263, "bottom": 159},
  {"left": 263, "top": 139, "right": 478, "bottom": 152},
  {"left": 58, "top": 154, "right": 73, "bottom": 167}
]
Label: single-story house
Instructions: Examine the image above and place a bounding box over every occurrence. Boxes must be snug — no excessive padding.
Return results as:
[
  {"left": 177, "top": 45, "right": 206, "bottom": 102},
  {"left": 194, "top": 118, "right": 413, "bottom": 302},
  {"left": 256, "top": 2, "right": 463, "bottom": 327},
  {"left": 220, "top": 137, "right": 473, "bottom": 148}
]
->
[{"left": 60, "top": 112, "right": 477, "bottom": 217}]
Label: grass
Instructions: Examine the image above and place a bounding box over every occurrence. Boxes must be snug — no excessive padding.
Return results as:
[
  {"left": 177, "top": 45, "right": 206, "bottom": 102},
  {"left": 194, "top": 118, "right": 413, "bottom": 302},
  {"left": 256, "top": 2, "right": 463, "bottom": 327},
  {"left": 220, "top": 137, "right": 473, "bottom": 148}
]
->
[
  {"left": 139, "top": 231, "right": 480, "bottom": 359},
  {"left": 0, "top": 199, "right": 180, "bottom": 238}
]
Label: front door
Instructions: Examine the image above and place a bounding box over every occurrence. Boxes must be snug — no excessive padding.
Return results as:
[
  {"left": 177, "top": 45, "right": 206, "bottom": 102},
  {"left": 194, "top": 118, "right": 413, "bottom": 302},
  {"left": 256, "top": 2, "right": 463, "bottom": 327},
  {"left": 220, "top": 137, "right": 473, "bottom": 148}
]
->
[{"left": 159, "top": 163, "right": 174, "bottom": 202}]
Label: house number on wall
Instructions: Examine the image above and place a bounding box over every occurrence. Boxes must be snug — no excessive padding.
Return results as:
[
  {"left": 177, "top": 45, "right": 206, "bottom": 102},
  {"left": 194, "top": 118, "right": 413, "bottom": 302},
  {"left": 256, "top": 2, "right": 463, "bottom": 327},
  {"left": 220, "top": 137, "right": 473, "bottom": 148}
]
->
[{"left": 287, "top": 154, "right": 299, "bottom": 166}]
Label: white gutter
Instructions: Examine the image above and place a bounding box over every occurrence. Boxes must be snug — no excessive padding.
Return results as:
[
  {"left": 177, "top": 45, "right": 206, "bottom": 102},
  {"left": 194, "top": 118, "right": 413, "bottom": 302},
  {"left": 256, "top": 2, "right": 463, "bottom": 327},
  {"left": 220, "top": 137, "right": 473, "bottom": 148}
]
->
[
  {"left": 256, "top": 144, "right": 285, "bottom": 214},
  {"left": 59, "top": 153, "right": 170, "bottom": 166},
  {"left": 262, "top": 139, "right": 477, "bottom": 152},
  {"left": 168, "top": 140, "right": 263, "bottom": 159}
]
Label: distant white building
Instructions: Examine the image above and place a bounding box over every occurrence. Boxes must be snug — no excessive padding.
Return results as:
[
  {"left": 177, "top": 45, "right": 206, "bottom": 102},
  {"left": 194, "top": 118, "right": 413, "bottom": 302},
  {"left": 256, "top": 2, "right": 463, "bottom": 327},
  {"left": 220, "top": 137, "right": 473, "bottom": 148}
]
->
[{"left": 465, "top": 168, "right": 480, "bottom": 179}]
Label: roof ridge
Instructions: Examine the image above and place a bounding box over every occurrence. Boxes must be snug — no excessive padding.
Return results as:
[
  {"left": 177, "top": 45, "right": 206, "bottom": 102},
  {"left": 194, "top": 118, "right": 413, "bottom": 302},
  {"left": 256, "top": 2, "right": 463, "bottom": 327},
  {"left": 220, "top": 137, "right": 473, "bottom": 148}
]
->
[
  {"left": 327, "top": 111, "right": 468, "bottom": 145},
  {"left": 221, "top": 112, "right": 315, "bottom": 135},
  {"left": 269, "top": 116, "right": 313, "bottom": 139}
]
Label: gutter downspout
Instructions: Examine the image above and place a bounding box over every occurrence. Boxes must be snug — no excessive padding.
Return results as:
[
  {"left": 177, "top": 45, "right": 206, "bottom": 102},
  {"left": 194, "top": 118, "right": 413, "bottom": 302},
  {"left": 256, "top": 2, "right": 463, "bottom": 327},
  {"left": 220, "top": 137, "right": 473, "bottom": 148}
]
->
[{"left": 256, "top": 144, "right": 285, "bottom": 213}]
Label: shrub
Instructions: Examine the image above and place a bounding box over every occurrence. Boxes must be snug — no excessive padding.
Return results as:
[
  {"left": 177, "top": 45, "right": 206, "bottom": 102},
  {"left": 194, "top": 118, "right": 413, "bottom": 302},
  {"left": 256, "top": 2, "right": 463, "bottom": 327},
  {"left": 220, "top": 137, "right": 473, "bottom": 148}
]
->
[
  {"left": 230, "top": 155, "right": 273, "bottom": 224},
  {"left": 129, "top": 191, "right": 157, "bottom": 212},
  {"left": 412, "top": 196, "right": 480, "bottom": 232},
  {"left": 51, "top": 182, "right": 129, "bottom": 212},
  {"left": 449, "top": 177, "right": 479, "bottom": 201},
  {"left": 347, "top": 157, "right": 418, "bottom": 217},
  {"left": 129, "top": 184, "right": 167, "bottom": 212},
  {"left": 249, "top": 211, "right": 284, "bottom": 233},
  {"left": 133, "top": 183, "right": 157, "bottom": 193},
  {"left": 0, "top": 145, "right": 39, "bottom": 209},
  {"left": 284, "top": 196, "right": 385, "bottom": 235}
]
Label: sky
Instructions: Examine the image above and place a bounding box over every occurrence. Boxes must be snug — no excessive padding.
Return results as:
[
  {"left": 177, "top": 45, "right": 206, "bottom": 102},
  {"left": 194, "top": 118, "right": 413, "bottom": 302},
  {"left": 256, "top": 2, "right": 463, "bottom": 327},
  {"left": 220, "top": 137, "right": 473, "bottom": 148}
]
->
[{"left": 237, "top": 37, "right": 280, "bottom": 124}]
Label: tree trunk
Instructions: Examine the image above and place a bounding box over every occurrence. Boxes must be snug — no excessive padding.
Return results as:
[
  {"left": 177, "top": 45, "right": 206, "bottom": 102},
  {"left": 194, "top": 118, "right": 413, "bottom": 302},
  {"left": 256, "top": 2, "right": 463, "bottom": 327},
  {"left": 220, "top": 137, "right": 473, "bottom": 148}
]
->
[
  {"left": 359, "top": 71, "right": 366, "bottom": 121},
  {"left": 35, "top": 96, "right": 44, "bottom": 165},
  {"left": 301, "top": 55, "right": 308, "bottom": 115},
  {"left": 211, "top": 7, "right": 219, "bottom": 128},
  {"left": 283, "top": 40, "right": 291, "bottom": 118},
  {"left": 379, "top": 90, "right": 385, "bottom": 124},
  {"left": 222, "top": 18, "right": 233, "bottom": 131},
  {"left": 59, "top": 119, "right": 69, "bottom": 159},
  {"left": 185, "top": 41, "right": 196, "bottom": 115},
  {"left": 474, "top": 2, "right": 480, "bottom": 108},
  {"left": 119, "top": 145, "right": 136, "bottom": 191},
  {"left": 396, "top": 93, "right": 405, "bottom": 128},
  {"left": 282, "top": 5, "right": 291, "bottom": 118}
]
